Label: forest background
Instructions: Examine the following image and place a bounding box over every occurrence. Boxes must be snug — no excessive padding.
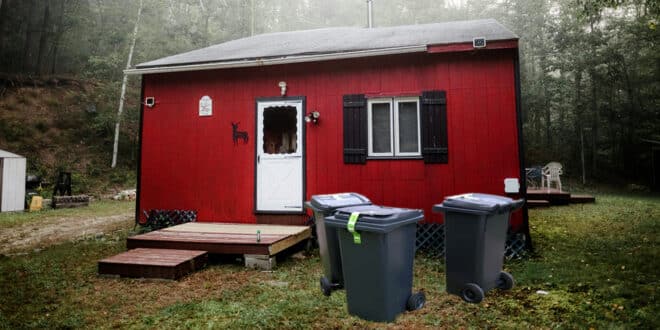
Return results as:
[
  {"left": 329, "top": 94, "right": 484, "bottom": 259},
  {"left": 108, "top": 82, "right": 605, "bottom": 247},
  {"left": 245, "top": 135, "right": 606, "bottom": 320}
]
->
[{"left": 0, "top": 0, "right": 658, "bottom": 192}]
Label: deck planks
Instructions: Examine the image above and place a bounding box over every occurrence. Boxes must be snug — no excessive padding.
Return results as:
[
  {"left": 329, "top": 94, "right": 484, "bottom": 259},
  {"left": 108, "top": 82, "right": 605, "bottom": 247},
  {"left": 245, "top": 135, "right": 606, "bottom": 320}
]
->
[
  {"left": 569, "top": 194, "right": 596, "bottom": 204},
  {"left": 524, "top": 189, "right": 595, "bottom": 206},
  {"left": 98, "top": 248, "right": 207, "bottom": 280},
  {"left": 527, "top": 189, "right": 572, "bottom": 205},
  {"left": 127, "top": 222, "right": 311, "bottom": 256}
]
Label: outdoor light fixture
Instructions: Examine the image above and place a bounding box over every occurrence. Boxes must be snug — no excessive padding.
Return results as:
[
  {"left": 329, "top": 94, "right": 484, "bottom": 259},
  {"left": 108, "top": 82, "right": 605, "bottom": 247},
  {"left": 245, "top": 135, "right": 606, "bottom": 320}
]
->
[
  {"left": 278, "top": 81, "right": 287, "bottom": 96},
  {"left": 305, "top": 111, "right": 320, "bottom": 124},
  {"left": 144, "top": 97, "right": 155, "bottom": 108},
  {"left": 472, "top": 37, "right": 487, "bottom": 49}
]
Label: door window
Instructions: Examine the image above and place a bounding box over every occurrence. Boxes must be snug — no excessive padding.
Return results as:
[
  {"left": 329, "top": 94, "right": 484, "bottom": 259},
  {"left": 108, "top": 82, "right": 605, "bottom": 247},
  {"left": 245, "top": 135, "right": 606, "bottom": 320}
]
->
[{"left": 262, "top": 106, "right": 298, "bottom": 154}]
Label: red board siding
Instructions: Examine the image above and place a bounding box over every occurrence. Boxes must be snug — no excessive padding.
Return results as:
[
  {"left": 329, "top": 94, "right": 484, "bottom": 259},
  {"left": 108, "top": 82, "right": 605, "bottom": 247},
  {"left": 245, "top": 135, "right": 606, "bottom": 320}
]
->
[{"left": 139, "top": 49, "right": 523, "bottom": 227}]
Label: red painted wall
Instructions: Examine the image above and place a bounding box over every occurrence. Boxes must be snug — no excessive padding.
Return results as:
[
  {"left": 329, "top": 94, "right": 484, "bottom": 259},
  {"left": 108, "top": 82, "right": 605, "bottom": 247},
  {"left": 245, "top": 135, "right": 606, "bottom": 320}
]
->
[{"left": 139, "top": 49, "right": 523, "bottom": 227}]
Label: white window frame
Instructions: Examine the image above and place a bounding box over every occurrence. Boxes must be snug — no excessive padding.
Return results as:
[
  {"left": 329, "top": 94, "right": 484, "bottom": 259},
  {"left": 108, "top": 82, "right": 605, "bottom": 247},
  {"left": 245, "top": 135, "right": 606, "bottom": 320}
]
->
[
  {"left": 367, "top": 98, "right": 394, "bottom": 157},
  {"left": 367, "top": 97, "right": 421, "bottom": 158},
  {"left": 393, "top": 97, "right": 422, "bottom": 157}
]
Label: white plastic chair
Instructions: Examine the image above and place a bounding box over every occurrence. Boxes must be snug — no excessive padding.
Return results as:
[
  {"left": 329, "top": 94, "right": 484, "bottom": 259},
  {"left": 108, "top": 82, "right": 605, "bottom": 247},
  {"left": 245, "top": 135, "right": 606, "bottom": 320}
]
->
[{"left": 542, "top": 162, "right": 563, "bottom": 191}]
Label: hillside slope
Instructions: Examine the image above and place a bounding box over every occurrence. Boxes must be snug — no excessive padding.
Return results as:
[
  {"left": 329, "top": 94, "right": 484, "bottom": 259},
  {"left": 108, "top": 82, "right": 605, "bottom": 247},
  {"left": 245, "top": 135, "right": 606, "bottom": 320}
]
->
[{"left": 0, "top": 76, "right": 139, "bottom": 196}]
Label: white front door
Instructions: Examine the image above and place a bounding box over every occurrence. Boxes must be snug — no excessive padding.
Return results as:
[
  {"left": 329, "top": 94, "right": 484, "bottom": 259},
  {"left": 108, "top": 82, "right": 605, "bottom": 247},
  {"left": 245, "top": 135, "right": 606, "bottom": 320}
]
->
[{"left": 256, "top": 98, "right": 304, "bottom": 212}]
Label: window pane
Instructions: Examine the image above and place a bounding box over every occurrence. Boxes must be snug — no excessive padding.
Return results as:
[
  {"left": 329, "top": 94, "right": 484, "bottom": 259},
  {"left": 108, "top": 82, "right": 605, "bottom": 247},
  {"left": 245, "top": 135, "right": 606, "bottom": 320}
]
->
[
  {"left": 372, "top": 103, "right": 391, "bottom": 153},
  {"left": 398, "top": 101, "right": 419, "bottom": 153},
  {"left": 263, "top": 106, "right": 297, "bottom": 154}
]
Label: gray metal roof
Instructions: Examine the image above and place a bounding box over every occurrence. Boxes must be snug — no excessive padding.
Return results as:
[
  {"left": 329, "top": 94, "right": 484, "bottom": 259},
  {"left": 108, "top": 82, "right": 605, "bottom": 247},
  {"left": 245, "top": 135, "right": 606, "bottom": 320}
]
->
[
  {"left": 0, "top": 149, "right": 24, "bottom": 158},
  {"left": 132, "top": 18, "right": 517, "bottom": 74}
]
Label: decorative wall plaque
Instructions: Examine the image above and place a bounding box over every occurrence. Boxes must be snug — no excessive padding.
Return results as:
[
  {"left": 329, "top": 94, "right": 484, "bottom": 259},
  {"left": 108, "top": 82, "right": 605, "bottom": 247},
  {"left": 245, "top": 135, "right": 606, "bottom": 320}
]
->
[{"left": 199, "top": 95, "right": 212, "bottom": 116}]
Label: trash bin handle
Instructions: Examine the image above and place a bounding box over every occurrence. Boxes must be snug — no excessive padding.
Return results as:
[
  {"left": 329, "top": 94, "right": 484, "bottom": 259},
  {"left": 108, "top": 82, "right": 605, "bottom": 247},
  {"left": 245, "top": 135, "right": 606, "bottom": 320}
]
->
[{"left": 347, "top": 212, "right": 362, "bottom": 244}]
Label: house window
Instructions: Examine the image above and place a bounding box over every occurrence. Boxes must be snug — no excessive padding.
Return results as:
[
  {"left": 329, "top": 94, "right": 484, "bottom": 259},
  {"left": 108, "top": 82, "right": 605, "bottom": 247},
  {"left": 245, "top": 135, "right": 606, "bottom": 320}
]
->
[
  {"left": 343, "top": 91, "right": 447, "bottom": 164},
  {"left": 367, "top": 97, "right": 421, "bottom": 157}
]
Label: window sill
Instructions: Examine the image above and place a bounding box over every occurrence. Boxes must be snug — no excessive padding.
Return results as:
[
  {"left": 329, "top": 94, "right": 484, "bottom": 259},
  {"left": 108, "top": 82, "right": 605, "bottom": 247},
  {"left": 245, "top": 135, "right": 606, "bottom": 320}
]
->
[{"left": 366, "top": 156, "right": 424, "bottom": 160}]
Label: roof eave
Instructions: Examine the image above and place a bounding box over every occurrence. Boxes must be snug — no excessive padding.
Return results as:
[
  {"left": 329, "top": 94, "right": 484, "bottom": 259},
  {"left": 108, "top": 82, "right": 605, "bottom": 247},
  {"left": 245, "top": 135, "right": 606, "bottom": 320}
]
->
[{"left": 125, "top": 45, "right": 427, "bottom": 75}]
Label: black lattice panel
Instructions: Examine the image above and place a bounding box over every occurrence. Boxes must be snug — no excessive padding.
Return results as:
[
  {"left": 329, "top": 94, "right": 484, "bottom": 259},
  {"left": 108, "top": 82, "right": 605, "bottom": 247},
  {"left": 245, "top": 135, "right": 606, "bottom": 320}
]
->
[
  {"left": 415, "top": 223, "right": 445, "bottom": 257},
  {"left": 505, "top": 231, "right": 527, "bottom": 260},
  {"left": 142, "top": 209, "right": 198, "bottom": 230},
  {"left": 416, "top": 223, "right": 528, "bottom": 260}
]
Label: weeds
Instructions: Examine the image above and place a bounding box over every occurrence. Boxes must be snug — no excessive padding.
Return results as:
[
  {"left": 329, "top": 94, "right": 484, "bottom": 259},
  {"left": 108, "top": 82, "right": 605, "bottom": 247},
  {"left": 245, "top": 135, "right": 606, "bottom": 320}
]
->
[
  {"left": 0, "top": 193, "right": 657, "bottom": 328},
  {"left": 0, "top": 200, "right": 135, "bottom": 230}
]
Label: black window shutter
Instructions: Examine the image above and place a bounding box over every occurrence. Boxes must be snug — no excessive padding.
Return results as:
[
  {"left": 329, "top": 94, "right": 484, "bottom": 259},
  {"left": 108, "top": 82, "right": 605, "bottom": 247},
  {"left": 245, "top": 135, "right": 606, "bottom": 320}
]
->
[
  {"left": 420, "top": 90, "right": 448, "bottom": 164},
  {"left": 343, "top": 94, "right": 367, "bottom": 164}
]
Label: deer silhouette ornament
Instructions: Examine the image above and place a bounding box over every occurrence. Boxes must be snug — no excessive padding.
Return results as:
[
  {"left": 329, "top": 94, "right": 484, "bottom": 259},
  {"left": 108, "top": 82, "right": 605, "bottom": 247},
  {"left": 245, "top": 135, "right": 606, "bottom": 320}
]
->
[{"left": 231, "top": 122, "right": 249, "bottom": 145}]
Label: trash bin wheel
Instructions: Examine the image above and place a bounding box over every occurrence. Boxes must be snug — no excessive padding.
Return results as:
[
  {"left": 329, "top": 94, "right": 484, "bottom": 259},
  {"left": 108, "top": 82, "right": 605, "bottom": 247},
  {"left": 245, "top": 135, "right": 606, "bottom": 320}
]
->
[
  {"left": 320, "top": 276, "right": 333, "bottom": 297},
  {"left": 461, "top": 283, "right": 484, "bottom": 303},
  {"left": 497, "top": 271, "right": 515, "bottom": 290},
  {"left": 406, "top": 291, "right": 426, "bottom": 311}
]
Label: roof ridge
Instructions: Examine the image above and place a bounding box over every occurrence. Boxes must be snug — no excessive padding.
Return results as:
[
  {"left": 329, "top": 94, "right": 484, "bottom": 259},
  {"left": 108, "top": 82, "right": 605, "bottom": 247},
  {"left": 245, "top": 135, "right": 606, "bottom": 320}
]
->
[{"left": 132, "top": 18, "right": 518, "bottom": 74}]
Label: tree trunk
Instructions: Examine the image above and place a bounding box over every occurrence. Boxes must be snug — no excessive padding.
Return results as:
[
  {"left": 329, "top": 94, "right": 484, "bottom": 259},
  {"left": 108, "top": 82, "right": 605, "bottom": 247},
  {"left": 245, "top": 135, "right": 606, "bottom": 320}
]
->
[
  {"left": 35, "top": 2, "right": 51, "bottom": 75},
  {"left": 589, "top": 68, "right": 599, "bottom": 176},
  {"left": 112, "top": 0, "right": 143, "bottom": 168},
  {"left": 198, "top": 0, "right": 211, "bottom": 46},
  {"left": 574, "top": 70, "right": 586, "bottom": 184},
  {"left": 621, "top": 59, "right": 639, "bottom": 177},
  {"left": 21, "top": 0, "right": 36, "bottom": 73},
  {"left": 250, "top": 0, "right": 255, "bottom": 36},
  {"left": 50, "top": 0, "right": 66, "bottom": 75},
  {"left": 0, "top": 0, "right": 10, "bottom": 63}
]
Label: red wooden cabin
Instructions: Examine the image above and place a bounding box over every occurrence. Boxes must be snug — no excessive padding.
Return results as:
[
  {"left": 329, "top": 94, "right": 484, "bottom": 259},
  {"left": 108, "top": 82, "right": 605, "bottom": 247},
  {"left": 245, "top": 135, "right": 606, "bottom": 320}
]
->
[{"left": 128, "top": 19, "right": 529, "bottom": 236}]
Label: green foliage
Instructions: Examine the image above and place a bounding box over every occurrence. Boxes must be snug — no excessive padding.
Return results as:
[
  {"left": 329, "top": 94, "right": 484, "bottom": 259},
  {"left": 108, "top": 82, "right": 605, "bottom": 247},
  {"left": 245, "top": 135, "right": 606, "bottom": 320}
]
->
[
  {"left": 1, "top": 0, "right": 658, "bottom": 187},
  {"left": 84, "top": 54, "right": 124, "bottom": 80},
  {"left": 0, "top": 194, "right": 658, "bottom": 328},
  {"left": 0, "top": 120, "right": 33, "bottom": 142}
]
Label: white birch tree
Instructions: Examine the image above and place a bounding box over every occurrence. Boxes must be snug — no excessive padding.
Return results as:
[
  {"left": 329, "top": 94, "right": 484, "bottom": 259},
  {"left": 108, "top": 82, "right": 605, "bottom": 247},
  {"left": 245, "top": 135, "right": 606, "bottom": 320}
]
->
[{"left": 111, "top": 0, "right": 143, "bottom": 168}]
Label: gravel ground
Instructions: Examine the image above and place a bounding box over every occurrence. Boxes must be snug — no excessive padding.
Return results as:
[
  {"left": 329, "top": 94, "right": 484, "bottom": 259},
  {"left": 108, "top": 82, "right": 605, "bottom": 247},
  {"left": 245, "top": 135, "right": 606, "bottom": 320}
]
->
[{"left": 0, "top": 212, "right": 133, "bottom": 255}]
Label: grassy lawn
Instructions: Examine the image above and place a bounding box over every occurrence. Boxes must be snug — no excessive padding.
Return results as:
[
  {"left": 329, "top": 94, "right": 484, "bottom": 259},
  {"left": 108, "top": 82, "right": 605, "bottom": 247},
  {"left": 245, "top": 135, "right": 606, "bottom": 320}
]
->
[
  {"left": 0, "top": 200, "right": 135, "bottom": 230},
  {"left": 0, "top": 193, "right": 658, "bottom": 328}
]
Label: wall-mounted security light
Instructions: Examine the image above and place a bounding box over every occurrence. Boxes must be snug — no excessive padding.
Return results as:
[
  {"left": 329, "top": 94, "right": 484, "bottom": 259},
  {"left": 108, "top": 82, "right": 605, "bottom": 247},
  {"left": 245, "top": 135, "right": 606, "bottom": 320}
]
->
[
  {"left": 305, "top": 111, "right": 320, "bottom": 125},
  {"left": 144, "top": 97, "right": 156, "bottom": 108},
  {"left": 278, "top": 81, "right": 287, "bottom": 96},
  {"left": 473, "top": 37, "right": 487, "bottom": 49}
]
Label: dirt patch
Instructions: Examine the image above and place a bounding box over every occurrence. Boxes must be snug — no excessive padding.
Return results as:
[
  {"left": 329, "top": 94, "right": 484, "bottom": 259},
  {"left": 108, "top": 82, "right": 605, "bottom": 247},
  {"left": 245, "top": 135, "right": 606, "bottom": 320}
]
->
[{"left": 0, "top": 212, "right": 133, "bottom": 255}]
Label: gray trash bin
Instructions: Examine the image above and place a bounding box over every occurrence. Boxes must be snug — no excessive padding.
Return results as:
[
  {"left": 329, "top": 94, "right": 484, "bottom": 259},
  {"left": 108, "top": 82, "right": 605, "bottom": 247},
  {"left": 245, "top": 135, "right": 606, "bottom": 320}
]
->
[
  {"left": 325, "top": 205, "right": 426, "bottom": 322},
  {"left": 433, "top": 193, "right": 524, "bottom": 303},
  {"left": 304, "top": 193, "right": 371, "bottom": 296}
]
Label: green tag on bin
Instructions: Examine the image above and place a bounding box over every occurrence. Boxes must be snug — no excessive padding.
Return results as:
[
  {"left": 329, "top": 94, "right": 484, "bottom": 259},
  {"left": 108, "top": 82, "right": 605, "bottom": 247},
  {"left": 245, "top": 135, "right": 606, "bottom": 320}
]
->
[{"left": 347, "top": 212, "right": 361, "bottom": 244}]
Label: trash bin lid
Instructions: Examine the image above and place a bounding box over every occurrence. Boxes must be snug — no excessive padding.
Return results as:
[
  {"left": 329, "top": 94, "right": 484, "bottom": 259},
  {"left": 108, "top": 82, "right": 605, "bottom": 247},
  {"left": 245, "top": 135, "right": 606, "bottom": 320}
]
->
[
  {"left": 433, "top": 193, "right": 524, "bottom": 215},
  {"left": 325, "top": 205, "right": 424, "bottom": 233},
  {"left": 306, "top": 192, "right": 371, "bottom": 211}
]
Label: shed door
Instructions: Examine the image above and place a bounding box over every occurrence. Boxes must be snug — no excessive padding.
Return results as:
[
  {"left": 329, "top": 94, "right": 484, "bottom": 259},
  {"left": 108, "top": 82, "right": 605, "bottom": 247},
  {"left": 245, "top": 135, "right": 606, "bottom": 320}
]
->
[{"left": 256, "top": 99, "right": 304, "bottom": 212}]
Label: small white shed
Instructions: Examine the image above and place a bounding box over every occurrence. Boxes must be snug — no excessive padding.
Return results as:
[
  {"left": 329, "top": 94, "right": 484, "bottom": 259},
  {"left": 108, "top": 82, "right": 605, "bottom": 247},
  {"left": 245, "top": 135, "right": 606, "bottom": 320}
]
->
[{"left": 0, "top": 149, "right": 26, "bottom": 212}]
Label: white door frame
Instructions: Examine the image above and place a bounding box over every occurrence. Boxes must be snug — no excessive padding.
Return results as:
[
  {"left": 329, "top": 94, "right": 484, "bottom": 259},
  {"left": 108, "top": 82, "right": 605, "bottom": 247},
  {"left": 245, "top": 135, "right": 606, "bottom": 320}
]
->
[{"left": 255, "top": 97, "right": 305, "bottom": 213}]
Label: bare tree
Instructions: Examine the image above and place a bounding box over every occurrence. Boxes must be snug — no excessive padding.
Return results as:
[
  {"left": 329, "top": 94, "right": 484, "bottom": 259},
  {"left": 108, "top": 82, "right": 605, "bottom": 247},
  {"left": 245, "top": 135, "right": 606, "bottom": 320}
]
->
[{"left": 112, "top": 0, "right": 143, "bottom": 168}]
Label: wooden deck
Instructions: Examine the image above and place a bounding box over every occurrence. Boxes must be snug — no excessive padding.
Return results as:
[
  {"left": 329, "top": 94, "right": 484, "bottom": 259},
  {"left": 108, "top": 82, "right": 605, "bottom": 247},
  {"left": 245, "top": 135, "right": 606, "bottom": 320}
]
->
[
  {"left": 525, "top": 188, "right": 595, "bottom": 208},
  {"left": 569, "top": 194, "right": 597, "bottom": 204},
  {"left": 127, "top": 222, "right": 312, "bottom": 256},
  {"left": 98, "top": 248, "right": 207, "bottom": 280}
]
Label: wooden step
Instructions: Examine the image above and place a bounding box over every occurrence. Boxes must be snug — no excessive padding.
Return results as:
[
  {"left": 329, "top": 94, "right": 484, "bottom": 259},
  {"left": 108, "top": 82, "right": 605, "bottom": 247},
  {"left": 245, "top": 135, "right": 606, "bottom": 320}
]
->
[
  {"left": 98, "top": 248, "right": 207, "bottom": 280},
  {"left": 527, "top": 189, "right": 571, "bottom": 205},
  {"left": 527, "top": 199, "right": 551, "bottom": 208},
  {"left": 570, "top": 194, "right": 596, "bottom": 204}
]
